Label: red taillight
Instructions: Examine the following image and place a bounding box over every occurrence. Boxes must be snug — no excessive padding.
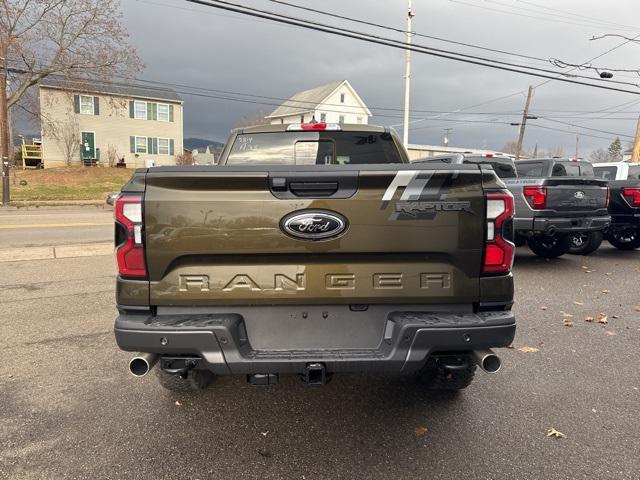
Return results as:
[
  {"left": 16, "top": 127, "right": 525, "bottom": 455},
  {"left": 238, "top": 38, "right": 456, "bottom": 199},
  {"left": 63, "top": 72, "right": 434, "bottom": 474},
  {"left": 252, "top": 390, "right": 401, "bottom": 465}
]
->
[
  {"left": 622, "top": 187, "right": 640, "bottom": 207},
  {"left": 114, "top": 195, "right": 147, "bottom": 278},
  {"left": 523, "top": 186, "right": 547, "bottom": 210},
  {"left": 483, "top": 192, "right": 515, "bottom": 274}
]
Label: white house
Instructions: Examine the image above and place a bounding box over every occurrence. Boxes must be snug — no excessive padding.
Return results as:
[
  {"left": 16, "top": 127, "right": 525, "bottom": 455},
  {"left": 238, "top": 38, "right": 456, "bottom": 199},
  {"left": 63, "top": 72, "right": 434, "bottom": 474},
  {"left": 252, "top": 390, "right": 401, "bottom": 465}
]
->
[
  {"left": 406, "top": 144, "right": 513, "bottom": 162},
  {"left": 265, "top": 80, "right": 371, "bottom": 125}
]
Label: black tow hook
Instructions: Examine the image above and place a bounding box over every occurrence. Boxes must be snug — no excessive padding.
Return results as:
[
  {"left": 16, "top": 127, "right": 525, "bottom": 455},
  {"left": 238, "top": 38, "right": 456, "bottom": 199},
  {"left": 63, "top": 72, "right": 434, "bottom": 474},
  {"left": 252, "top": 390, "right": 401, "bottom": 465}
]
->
[
  {"left": 160, "top": 356, "right": 201, "bottom": 377},
  {"left": 301, "top": 362, "right": 330, "bottom": 386}
]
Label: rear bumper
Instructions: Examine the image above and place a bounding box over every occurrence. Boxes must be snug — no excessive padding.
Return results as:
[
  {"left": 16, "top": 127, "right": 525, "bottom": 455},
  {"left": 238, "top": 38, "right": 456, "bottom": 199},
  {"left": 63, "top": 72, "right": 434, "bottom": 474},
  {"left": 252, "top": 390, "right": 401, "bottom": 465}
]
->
[
  {"left": 114, "top": 308, "right": 515, "bottom": 375},
  {"left": 514, "top": 215, "right": 610, "bottom": 234}
]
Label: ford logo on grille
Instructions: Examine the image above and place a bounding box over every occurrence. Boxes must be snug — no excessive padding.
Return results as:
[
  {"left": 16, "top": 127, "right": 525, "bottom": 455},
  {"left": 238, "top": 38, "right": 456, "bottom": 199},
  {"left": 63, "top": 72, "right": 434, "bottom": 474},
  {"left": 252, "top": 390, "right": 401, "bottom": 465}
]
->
[
  {"left": 574, "top": 191, "right": 586, "bottom": 199},
  {"left": 281, "top": 210, "right": 348, "bottom": 240}
]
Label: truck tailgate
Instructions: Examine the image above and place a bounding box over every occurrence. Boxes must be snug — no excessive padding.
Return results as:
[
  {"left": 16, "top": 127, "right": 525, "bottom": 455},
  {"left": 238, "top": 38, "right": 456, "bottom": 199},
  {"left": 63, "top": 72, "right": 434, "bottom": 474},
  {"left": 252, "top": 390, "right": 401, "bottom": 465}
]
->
[
  {"left": 143, "top": 165, "right": 486, "bottom": 306},
  {"left": 508, "top": 177, "right": 608, "bottom": 217}
]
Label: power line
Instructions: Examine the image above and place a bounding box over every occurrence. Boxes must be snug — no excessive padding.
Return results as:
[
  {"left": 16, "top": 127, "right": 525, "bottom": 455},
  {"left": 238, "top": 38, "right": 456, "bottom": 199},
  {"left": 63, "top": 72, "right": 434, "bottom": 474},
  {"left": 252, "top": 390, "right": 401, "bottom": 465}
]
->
[
  {"left": 267, "top": 0, "right": 549, "bottom": 64},
  {"left": 183, "top": 0, "right": 640, "bottom": 94},
  {"left": 515, "top": 0, "right": 639, "bottom": 32},
  {"left": 446, "top": 0, "right": 637, "bottom": 32}
]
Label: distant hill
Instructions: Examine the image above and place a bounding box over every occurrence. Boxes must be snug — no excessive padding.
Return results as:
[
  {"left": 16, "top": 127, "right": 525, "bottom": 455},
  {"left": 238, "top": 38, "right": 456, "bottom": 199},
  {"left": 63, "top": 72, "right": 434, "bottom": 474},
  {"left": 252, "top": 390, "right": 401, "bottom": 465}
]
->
[{"left": 184, "top": 137, "right": 224, "bottom": 152}]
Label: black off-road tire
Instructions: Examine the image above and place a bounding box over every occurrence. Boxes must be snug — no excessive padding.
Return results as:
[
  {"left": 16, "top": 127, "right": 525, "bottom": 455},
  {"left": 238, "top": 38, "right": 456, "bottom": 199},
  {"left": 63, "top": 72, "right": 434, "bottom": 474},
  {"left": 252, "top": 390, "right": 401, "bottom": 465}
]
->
[
  {"left": 607, "top": 228, "right": 640, "bottom": 250},
  {"left": 155, "top": 369, "right": 216, "bottom": 392},
  {"left": 527, "top": 233, "right": 571, "bottom": 258},
  {"left": 418, "top": 356, "right": 477, "bottom": 391},
  {"left": 569, "top": 231, "right": 603, "bottom": 256}
]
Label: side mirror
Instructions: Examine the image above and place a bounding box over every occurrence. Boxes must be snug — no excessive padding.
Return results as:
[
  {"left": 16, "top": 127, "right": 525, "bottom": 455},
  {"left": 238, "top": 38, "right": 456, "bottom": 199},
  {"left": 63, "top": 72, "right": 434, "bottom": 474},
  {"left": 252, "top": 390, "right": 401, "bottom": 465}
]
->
[{"left": 106, "top": 193, "right": 118, "bottom": 206}]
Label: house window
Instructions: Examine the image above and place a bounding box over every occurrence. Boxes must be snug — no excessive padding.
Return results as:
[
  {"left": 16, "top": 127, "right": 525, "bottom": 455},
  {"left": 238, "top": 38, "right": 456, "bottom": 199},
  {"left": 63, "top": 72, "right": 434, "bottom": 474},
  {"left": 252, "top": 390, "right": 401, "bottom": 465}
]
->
[
  {"left": 157, "top": 103, "right": 170, "bottom": 122},
  {"left": 135, "top": 136, "right": 148, "bottom": 154},
  {"left": 300, "top": 115, "right": 305, "bottom": 123},
  {"left": 134, "top": 101, "right": 147, "bottom": 120},
  {"left": 339, "top": 115, "right": 345, "bottom": 124},
  {"left": 158, "top": 138, "right": 170, "bottom": 155},
  {"left": 79, "top": 95, "right": 94, "bottom": 115},
  {"left": 340, "top": 93, "right": 345, "bottom": 103},
  {"left": 320, "top": 113, "right": 326, "bottom": 122}
]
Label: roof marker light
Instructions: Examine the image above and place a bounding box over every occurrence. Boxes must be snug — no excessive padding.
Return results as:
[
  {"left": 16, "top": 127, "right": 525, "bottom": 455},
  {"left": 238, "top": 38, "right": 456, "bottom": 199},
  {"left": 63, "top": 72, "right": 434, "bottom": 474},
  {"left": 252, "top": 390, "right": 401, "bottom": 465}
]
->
[{"left": 287, "top": 123, "right": 342, "bottom": 132}]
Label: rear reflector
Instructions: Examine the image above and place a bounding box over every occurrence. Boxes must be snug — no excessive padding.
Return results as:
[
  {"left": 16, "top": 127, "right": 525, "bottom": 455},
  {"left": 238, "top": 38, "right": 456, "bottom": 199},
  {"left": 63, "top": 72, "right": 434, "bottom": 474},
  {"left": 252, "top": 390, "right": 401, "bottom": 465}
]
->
[
  {"left": 622, "top": 187, "right": 640, "bottom": 208},
  {"left": 287, "top": 123, "right": 341, "bottom": 131},
  {"left": 114, "top": 195, "right": 147, "bottom": 278},
  {"left": 523, "top": 186, "right": 547, "bottom": 210},
  {"left": 483, "top": 192, "right": 515, "bottom": 274}
]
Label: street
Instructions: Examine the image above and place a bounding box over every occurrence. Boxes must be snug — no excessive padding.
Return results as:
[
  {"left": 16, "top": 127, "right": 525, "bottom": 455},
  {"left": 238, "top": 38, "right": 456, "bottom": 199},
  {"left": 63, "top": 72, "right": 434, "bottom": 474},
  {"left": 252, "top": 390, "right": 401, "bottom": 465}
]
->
[
  {"left": 0, "top": 208, "right": 113, "bottom": 248},
  {"left": 1, "top": 215, "right": 639, "bottom": 480}
]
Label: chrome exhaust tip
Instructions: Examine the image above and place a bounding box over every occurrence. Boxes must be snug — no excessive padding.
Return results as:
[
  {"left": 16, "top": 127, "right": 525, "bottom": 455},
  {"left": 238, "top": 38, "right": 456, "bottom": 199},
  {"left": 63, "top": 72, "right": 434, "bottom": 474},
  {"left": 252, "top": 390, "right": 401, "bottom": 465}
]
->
[
  {"left": 129, "top": 353, "right": 159, "bottom": 377},
  {"left": 471, "top": 349, "right": 501, "bottom": 374}
]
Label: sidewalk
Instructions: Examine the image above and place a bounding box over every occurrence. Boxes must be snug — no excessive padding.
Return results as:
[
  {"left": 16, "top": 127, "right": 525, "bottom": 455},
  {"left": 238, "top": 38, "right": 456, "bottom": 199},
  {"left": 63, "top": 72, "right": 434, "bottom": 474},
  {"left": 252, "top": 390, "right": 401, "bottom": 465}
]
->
[{"left": 0, "top": 242, "right": 113, "bottom": 262}]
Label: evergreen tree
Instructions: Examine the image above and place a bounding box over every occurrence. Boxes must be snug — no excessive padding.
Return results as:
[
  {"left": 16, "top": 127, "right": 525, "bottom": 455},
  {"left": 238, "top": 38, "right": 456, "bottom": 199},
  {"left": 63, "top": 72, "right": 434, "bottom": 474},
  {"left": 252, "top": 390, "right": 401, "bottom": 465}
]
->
[{"left": 607, "top": 137, "right": 623, "bottom": 161}]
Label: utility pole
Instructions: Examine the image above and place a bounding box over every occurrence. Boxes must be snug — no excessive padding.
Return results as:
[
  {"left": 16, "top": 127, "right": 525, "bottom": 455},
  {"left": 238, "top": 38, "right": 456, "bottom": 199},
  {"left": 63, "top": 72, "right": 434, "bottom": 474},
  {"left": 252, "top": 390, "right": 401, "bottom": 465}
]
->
[
  {"left": 632, "top": 114, "right": 640, "bottom": 163},
  {"left": 1, "top": 53, "right": 10, "bottom": 206},
  {"left": 402, "top": 0, "right": 415, "bottom": 148},
  {"left": 443, "top": 128, "right": 452, "bottom": 146},
  {"left": 575, "top": 135, "right": 579, "bottom": 160},
  {"left": 515, "top": 85, "right": 533, "bottom": 161}
]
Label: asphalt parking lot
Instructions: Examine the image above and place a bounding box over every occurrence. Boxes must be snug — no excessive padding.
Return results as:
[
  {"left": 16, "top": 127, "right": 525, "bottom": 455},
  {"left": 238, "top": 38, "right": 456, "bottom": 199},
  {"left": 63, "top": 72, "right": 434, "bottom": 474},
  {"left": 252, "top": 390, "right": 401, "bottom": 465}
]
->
[{"left": 1, "top": 244, "right": 639, "bottom": 480}]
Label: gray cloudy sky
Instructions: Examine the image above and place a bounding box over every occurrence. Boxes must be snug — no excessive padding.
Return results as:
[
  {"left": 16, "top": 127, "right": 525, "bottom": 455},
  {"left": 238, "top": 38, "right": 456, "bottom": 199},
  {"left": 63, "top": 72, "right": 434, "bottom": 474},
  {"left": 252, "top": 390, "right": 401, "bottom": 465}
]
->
[{"left": 122, "top": 0, "right": 640, "bottom": 154}]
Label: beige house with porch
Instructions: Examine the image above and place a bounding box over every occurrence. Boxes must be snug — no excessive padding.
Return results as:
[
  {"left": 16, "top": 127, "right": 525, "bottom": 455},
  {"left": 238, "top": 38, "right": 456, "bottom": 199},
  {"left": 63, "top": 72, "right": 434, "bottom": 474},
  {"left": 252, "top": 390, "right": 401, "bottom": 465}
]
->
[{"left": 39, "top": 77, "right": 183, "bottom": 168}]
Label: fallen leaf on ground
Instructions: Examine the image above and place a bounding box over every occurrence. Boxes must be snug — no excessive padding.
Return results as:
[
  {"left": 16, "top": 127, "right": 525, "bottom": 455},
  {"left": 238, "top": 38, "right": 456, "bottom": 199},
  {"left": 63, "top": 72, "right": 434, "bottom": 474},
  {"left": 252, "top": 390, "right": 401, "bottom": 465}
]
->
[
  {"left": 605, "top": 272, "right": 612, "bottom": 276},
  {"left": 546, "top": 428, "right": 566, "bottom": 438},
  {"left": 612, "top": 315, "right": 620, "bottom": 319},
  {"left": 581, "top": 266, "right": 589, "bottom": 269},
  {"left": 634, "top": 306, "right": 640, "bottom": 312},
  {"left": 585, "top": 316, "right": 595, "bottom": 322},
  {"left": 585, "top": 270, "right": 592, "bottom": 273},
  {"left": 602, "top": 289, "right": 611, "bottom": 294},
  {"left": 597, "top": 313, "right": 608, "bottom": 324},
  {"left": 506, "top": 344, "right": 515, "bottom": 349},
  {"left": 605, "top": 331, "right": 616, "bottom": 336},
  {"left": 541, "top": 306, "right": 548, "bottom": 311},
  {"left": 518, "top": 346, "right": 539, "bottom": 353},
  {"left": 539, "top": 341, "right": 545, "bottom": 348},
  {"left": 261, "top": 431, "right": 269, "bottom": 436},
  {"left": 573, "top": 301, "right": 584, "bottom": 306},
  {"left": 563, "top": 319, "right": 574, "bottom": 327},
  {"left": 415, "top": 426, "right": 428, "bottom": 436},
  {"left": 175, "top": 400, "right": 182, "bottom": 406},
  {"left": 562, "top": 312, "right": 574, "bottom": 318}
]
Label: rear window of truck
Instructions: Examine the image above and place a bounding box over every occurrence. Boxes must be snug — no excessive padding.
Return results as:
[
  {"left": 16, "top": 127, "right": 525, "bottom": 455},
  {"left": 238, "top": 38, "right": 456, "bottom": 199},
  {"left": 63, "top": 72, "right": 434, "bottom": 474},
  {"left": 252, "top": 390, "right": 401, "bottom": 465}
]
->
[
  {"left": 226, "top": 131, "right": 404, "bottom": 165},
  {"left": 629, "top": 165, "right": 640, "bottom": 179},
  {"left": 515, "top": 161, "right": 545, "bottom": 177},
  {"left": 593, "top": 166, "right": 617, "bottom": 180},
  {"left": 462, "top": 157, "right": 517, "bottom": 179}
]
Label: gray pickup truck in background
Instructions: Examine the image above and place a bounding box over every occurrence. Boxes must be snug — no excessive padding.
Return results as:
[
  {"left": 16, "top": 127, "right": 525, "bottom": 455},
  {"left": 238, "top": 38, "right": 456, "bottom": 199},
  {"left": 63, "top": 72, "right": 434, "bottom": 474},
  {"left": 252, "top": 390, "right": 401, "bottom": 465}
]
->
[{"left": 414, "top": 155, "right": 610, "bottom": 257}]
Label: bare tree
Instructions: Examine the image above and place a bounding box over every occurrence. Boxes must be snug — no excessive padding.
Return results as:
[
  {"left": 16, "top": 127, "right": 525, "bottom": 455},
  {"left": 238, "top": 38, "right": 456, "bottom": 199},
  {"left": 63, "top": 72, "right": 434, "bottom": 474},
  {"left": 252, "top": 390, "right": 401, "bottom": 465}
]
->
[
  {"left": 547, "top": 146, "right": 566, "bottom": 158},
  {"left": 1, "top": 0, "right": 142, "bottom": 201},
  {"left": 234, "top": 110, "right": 269, "bottom": 128},
  {"left": 106, "top": 144, "right": 118, "bottom": 167},
  {"left": 175, "top": 151, "right": 194, "bottom": 166},
  {"left": 42, "top": 115, "right": 79, "bottom": 166},
  {"left": 589, "top": 148, "right": 610, "bottom": 163}
]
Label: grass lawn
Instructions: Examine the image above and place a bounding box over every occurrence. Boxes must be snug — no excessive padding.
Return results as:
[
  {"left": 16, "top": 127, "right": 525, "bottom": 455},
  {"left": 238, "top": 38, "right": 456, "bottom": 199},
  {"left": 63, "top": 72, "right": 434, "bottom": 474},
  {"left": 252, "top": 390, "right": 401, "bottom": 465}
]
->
[{"left": 3, "top": 167, "right": 134, "bottom": 201}]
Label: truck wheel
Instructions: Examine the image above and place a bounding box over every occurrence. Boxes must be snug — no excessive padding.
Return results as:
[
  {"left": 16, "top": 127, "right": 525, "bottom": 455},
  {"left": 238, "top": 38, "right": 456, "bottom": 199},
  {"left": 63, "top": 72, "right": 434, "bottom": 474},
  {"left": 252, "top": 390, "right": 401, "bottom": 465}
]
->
[
  {"left": 514, "top": 234, "right": 527, "bottom": 247},
  {"left": 568, "top": 231, "right": 603, "bottom": 255},
  {"left": 418, "top": 356, "right": 476, "bottom": 391},
  {"left": 527, "top": 233, "right": 571, "bottom": 258},
  {"left": 607, "top": 228, "right": 640, "bottom": 250},
  {"left": 155, "top": 369, "right": 215, "bottom": 391}
]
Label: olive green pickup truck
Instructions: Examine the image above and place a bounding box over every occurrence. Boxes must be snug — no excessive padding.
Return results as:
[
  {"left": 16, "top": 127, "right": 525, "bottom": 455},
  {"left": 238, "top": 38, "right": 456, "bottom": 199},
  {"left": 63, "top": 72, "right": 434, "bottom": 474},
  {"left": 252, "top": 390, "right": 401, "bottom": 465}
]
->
[{"left": 114, "top": 123, "right": 515, "bottom": 392}]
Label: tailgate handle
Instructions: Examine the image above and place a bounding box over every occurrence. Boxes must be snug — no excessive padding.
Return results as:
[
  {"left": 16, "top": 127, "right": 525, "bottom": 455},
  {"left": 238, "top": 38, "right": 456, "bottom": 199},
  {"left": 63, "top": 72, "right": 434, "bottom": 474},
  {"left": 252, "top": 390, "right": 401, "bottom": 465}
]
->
[{"left": 289, "top": 181, "right": 339, "bottom": 197}]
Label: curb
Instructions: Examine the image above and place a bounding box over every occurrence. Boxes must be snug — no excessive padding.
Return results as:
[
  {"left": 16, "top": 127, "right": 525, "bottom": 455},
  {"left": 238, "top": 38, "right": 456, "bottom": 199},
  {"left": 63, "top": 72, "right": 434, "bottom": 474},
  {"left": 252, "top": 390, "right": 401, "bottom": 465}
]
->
[
  {"left": 3, "top": 200, "right": 110, "bottom": 209},
  {"left": 0, "top": 242, "right": 113, "bottom": 263}
]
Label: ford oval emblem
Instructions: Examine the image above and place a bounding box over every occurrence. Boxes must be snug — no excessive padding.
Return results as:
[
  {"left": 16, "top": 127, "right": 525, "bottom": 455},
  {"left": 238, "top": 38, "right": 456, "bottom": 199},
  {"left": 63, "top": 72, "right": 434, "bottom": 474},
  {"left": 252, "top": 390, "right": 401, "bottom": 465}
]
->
[{"left": 281, "top": 210, "right": 348, "bottom": 240}]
